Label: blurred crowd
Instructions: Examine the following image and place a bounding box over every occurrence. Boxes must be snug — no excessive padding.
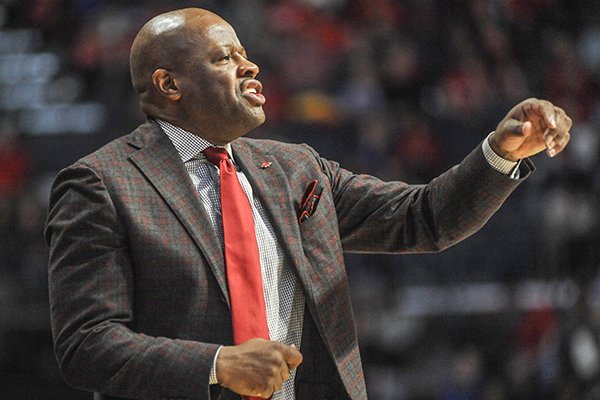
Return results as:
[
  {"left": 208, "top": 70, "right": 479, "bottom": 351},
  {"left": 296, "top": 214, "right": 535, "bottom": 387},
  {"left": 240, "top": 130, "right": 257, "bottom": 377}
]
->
[{"left": 0, "top": 0, "right": 599, "bottom": 399}]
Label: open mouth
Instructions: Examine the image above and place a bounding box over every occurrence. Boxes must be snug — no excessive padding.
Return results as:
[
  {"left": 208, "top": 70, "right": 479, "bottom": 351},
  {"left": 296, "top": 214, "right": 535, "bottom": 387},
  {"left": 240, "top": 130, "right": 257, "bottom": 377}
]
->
[{"left": 241, "top": 79, "right": 266, "bottom": 106}]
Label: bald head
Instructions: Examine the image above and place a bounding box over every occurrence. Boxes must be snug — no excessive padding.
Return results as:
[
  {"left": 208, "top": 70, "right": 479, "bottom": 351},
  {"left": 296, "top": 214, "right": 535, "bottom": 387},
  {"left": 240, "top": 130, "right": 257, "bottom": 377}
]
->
[{"left": 130, "top": 8, "right": 226, "bottom": 95}]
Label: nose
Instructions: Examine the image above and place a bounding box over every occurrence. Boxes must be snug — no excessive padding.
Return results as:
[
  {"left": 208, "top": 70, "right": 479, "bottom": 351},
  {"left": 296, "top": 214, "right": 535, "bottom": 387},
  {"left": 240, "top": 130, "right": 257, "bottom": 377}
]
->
[{"left": 238, "top": 57, "right": 259, "bottom": 78}]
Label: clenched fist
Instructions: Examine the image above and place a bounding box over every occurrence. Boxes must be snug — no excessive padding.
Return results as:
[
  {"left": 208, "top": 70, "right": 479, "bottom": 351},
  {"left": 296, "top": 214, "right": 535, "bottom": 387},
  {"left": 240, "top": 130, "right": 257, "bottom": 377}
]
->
[
  {"left": 216, "top": 338, "right": 303, "bottom": 399},
  {"left": 490, "top": 98, "right": 572, "bottom": 161}
]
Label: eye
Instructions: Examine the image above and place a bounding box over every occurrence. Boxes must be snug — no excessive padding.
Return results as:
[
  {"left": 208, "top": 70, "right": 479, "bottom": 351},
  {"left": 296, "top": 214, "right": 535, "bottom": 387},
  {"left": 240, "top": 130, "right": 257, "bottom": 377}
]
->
[{"left": 221, "top": 54, "right": 231, "bottom": 61}]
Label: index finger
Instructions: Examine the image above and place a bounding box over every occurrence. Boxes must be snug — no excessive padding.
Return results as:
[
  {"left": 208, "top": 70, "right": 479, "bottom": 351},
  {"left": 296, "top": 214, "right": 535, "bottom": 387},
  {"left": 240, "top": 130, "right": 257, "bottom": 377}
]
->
[
  {"left": 525, "top": 99, "right": 556, "bottom": 129},
  {"left": 280, "top": 343, "right": 303, "bottom": 369}
]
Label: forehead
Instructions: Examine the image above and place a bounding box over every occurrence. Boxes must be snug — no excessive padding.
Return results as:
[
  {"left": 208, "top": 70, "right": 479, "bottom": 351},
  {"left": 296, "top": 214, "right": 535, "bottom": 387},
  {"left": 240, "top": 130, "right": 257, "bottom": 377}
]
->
[{"left": 197, "top": 20, "right": 242, "bottom": 49}]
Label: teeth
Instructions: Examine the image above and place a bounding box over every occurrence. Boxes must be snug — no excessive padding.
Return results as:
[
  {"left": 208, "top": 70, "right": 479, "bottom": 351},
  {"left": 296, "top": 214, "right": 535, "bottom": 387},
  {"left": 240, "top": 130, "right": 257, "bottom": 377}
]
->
[{"left": 246, "top": 88, "right": 257, "bottom": 94}]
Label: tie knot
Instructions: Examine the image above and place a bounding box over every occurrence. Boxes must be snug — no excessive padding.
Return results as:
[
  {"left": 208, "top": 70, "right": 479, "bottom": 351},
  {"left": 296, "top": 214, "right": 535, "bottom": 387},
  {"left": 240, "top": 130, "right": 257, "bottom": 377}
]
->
[{"left": 203, "top": 146, "right": 229, "bottom": 166}]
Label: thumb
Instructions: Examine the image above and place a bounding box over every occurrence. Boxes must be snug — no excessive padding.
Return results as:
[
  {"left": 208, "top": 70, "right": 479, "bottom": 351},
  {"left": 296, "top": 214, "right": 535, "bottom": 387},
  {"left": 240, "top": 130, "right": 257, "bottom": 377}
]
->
[
  {"left": 501, "top": 119, "right": 531, "bottom": 137},
  {"left": 521, "top": 120, "right": 533, "bottom": 137},
  {"left": 282, "top": 344, "right": 303, "bottom": 369}
]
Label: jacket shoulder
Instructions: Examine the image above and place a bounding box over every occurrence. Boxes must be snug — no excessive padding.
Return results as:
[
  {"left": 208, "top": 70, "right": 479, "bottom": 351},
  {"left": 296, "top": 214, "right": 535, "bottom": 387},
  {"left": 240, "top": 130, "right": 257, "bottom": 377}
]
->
[
  {"left": 71, "top": 121, "right": 163, "bottom": 170},
  {"left": 236, "top": 137, "right": 320, "bottom": 163}
]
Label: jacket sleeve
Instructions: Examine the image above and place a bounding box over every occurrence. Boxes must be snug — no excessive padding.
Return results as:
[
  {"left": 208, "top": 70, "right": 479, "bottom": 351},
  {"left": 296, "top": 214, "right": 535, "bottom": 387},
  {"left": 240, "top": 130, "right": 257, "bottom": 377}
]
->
[
  {"left": 45, "top": 162, "right": 219, "bottom": 400},
  {"left": 309, "top": 142, "right": 533, "bottom": 253}
]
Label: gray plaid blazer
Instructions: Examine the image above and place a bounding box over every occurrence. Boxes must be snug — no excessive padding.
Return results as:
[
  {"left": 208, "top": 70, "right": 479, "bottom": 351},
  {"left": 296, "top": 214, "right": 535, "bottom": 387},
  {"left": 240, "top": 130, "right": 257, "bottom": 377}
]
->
[{"left": 45, "top": 121, "right": 532, "bottom": 399}]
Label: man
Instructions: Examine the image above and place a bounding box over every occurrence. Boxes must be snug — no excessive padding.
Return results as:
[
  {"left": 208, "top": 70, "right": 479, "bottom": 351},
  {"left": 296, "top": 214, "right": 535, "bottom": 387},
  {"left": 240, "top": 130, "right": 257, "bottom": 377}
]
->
[{"left": 45, "top": 7, "right": 571, "bottom": 400}]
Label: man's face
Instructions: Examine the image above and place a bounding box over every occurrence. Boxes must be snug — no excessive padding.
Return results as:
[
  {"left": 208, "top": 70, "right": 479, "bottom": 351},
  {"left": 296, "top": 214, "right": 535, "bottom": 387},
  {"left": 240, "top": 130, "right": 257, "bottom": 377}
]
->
[{"left": 175, "top": 18, "right": 266, "bottom": 144}]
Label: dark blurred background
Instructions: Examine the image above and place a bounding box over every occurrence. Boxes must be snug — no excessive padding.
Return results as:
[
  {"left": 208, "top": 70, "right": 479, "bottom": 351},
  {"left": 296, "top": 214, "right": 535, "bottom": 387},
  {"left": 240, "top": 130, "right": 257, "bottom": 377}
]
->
[{"left": 1, "top": 0, "right": 599, "bottom": 399}]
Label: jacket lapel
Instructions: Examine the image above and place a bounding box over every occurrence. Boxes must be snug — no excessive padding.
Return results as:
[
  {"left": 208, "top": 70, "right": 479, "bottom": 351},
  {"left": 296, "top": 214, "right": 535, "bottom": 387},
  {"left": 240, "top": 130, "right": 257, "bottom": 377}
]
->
[
  {"left": 232, "top": 141, "right": 319, "bottom": 306},
  {"left": 127, "top": 122, "right": 230, "bottom": 305},
  {"left": 234, "top": 141, "right": 359, "bottom": 393}
]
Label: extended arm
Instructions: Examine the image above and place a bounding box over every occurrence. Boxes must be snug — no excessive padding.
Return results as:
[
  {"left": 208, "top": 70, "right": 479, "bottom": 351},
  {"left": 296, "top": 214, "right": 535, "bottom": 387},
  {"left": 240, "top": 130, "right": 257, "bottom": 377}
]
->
[{"left": 323, "top": 98, "right": 571, "bottom": 253}]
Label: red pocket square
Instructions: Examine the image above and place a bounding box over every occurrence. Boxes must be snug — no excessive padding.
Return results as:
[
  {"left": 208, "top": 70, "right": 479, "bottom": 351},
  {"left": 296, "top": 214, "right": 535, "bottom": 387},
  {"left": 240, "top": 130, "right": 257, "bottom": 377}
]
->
[{"left": 298, "top": 180, "right": 322, "bottom": 224}]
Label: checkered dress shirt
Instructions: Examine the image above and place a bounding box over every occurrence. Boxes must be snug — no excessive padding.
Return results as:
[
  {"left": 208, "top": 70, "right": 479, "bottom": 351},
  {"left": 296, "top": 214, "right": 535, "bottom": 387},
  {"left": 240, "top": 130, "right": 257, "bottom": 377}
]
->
[
  {"left": 158, "top": 120, "right": 304, "bottom": 400},
  {"left": 482, "top": 132, "right": 521, "bottom": 178}
]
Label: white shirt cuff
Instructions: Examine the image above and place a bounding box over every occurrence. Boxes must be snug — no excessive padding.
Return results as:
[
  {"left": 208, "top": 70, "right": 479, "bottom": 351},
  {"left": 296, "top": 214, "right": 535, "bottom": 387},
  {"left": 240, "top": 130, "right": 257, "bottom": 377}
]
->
[
  {"left": 482, "top": 132, "right": 521, "bottom": 179},
  {"left": 209, "top": 346, "right": 223, "bottom": 385}
]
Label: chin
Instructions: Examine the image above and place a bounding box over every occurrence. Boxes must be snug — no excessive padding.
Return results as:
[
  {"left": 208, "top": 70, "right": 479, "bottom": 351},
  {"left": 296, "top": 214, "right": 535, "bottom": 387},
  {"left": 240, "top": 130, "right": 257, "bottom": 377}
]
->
[
  {"left": 256, "top": 110, "right": 267, "bottom": 126},
  {"left": 247, "top": 107, "right": 266, "bottom": 128},
  {"left": 224, "top": 106, "right": 266, "bottom": 140}
]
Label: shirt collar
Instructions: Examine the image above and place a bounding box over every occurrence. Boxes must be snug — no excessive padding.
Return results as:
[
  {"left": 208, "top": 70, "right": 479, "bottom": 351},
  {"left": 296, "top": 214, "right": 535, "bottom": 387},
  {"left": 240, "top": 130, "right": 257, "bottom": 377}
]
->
[{"left": 156, "top": 119, "right": 234, "bottom": 163}]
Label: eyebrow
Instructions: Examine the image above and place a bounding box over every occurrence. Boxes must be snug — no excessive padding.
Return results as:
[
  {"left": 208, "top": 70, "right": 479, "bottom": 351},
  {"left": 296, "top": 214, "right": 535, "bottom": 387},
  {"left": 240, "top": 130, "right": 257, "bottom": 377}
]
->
[{"left": 221, "top": 43, "right": 247, "bottom": 56}]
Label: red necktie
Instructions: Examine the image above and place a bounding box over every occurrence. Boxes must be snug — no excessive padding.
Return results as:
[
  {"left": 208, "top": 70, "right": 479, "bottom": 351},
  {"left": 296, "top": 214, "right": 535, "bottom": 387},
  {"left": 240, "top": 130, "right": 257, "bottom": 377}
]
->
[{"left": 203, "top": 147, "right": 270, "bottom": 349}]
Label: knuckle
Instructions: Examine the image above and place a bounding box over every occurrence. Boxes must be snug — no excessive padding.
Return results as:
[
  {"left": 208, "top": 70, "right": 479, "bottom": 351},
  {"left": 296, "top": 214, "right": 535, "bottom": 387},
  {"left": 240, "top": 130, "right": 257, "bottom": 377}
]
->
[
  {"left": 268, "top": 374, "right": 282, "bottom": 387},
  {"left": 264, "top": 389, "right": 274, "bottom": 398},
  {"left": 256, "top": 386, "right": 272, "bottom": 398},
  {"left": 269, "top": 364, "right": 281, "bottom": 376},
  {"left": 249, "top": 386, "right": 262, "bottom": 397}
]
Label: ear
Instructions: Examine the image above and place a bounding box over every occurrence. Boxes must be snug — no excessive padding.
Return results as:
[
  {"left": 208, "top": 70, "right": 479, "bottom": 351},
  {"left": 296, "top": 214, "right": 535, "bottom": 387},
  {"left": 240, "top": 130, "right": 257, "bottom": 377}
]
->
[{"left": 152, "top": 68, "right": 181, "bottom": 101}]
